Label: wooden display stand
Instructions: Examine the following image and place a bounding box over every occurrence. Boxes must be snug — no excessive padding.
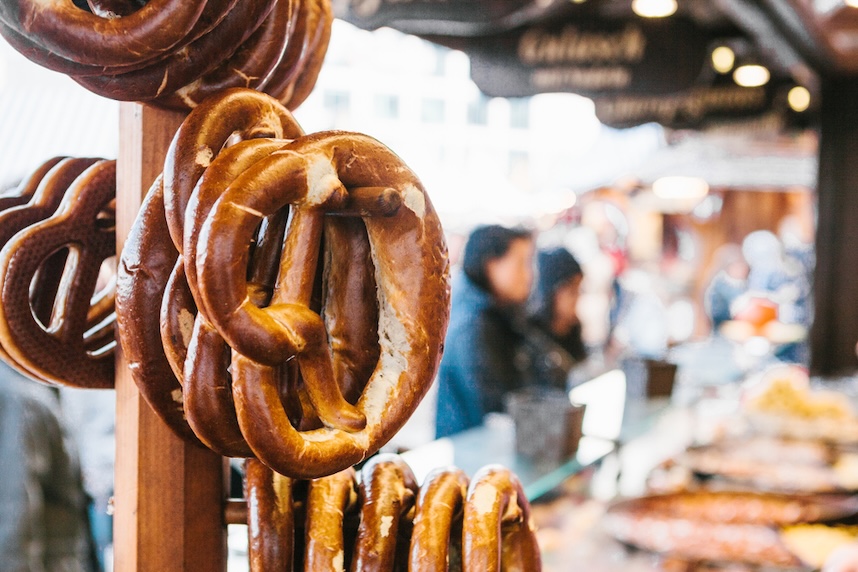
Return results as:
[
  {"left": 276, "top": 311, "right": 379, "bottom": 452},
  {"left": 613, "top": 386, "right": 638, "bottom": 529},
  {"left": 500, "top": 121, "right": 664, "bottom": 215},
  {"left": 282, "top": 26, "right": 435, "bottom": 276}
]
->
[{"left": 114, "top": 103, "right": 228, "bottom": 572}]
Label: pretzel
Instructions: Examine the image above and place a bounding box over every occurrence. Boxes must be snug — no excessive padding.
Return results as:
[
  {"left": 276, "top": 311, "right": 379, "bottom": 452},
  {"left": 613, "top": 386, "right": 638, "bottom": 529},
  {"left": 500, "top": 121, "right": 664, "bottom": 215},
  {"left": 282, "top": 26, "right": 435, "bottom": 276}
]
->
[
  {"left": 304, "top": 467, "right": 357, "bottom": 571},
  {"left": 73, "top": 0, "right": 277, "bottom": 101},
  {"left": 202, "top": 129, "right": 449, "bottom": 478},
  {"left": 462, "top": 465, "right": 541, "bottom": 572},
  {"left": 245, "top": 458, "right": 295, "bottom": 572},
  {"left": 153, "top": 0, "right": 296, "bottom": 110},
  {"left": 115, "top": 178, "right": 201, "bottom": 444},
  {"left": 0, "top": 0, "right": 207, "bottom": 68},
  {"left": 409, "top": 467, "right": 469, "bottom": 571},
  {"left": 352, "top": 454, "right": 418, "bottom": 572},
  {"left": 0, "top": 160, "right": 116, "bottom": 388}
]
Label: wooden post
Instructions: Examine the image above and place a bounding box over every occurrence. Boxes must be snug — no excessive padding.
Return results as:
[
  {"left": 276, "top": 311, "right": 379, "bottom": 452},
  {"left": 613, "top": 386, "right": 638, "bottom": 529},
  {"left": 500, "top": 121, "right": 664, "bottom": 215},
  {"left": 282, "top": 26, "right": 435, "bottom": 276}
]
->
[
  {"left": 114, "top": 103, "right": 228, "bottom": 572},
  {"left": 810, "top": 77, "right": 858, "bottom": 376}
]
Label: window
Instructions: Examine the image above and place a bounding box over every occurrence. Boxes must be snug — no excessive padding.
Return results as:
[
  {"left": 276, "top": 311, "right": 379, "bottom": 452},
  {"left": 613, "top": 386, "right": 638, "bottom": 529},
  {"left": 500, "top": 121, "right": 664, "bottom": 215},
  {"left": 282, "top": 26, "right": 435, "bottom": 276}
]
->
[
  {"left": 509, "top": 97, "right": 530, "bottom": 129},
  {"left": 421, "top": 98, "right": 445, "bottom": 123},
  {"left": 374, "top": 94, "right": 399, "bottom": 119},
  {"left": 323, "top": 91, "right": 350, "bottom": 114},
  {"left": 467, "top": 95, "right": 489, "bottom": 125}
]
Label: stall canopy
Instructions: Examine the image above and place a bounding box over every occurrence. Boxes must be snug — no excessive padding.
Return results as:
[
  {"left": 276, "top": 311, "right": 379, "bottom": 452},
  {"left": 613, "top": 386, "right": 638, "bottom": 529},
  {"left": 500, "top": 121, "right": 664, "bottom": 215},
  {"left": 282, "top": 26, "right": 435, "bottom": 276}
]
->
[{"left": 336, "top": 0, "right": 858, "bottom": 128}]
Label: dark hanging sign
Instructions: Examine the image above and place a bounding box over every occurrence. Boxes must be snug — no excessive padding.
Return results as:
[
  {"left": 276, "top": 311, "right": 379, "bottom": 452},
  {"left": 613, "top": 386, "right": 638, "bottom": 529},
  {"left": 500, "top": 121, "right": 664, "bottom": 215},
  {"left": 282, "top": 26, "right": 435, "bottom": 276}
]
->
[
  {"left": 427, "top": 17, "right": 711, "bottom": 98},
  {"left": 333, "top": 0, "right": 569, "bottom": 36},
  {"left": 592, "top": 83, "right": 779, "bottom": 129}
]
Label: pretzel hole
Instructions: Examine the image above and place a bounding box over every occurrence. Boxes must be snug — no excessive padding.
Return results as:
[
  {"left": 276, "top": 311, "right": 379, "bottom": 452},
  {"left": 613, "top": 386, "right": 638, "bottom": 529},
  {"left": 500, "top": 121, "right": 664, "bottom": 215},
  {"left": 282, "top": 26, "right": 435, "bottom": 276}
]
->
[
  {"left": 29, "top": 246, "right": 71, "bottom": 330},
  {"left": 84, "top": 315, "right": 116, "bottom": 358},
  {"left": 95, "top": 200, "right": 117, "bottom": 232}
]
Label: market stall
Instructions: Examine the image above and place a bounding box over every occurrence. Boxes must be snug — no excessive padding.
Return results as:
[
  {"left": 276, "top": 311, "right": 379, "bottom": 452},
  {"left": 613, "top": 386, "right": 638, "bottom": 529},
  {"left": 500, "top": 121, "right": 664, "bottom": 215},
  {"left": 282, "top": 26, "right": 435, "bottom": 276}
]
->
[{"left": 2, "top": 1, "right": 858, "bottom": 571}]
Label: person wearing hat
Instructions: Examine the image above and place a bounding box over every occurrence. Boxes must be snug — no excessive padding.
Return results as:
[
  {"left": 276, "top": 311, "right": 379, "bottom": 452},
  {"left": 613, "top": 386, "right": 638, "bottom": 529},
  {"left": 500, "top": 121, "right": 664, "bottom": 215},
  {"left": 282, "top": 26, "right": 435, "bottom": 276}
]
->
[
  {"left": 521, "top": 247, "right": 587, "bottom": 390},
  {"left": 434, "top": 224, "right": 535, "bottom": 438}
]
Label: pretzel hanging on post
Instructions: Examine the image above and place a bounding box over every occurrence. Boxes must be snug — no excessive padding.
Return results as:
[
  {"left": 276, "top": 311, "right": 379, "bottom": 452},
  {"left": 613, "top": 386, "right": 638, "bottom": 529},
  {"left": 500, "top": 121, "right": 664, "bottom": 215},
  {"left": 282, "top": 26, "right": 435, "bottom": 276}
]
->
[{"left": 192, "top": 129, "right": 450, "bottom": 478}]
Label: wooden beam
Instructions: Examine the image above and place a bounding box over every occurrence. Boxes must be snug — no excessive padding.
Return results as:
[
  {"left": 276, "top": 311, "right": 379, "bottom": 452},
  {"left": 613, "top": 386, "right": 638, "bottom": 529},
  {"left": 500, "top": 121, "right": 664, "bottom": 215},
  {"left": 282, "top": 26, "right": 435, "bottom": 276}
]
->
[
  {"left": 810, "top": 77, "right": 858, "bottom": 375},
  {"left": 114, "top": 103, "right": 228, "bottom": 572}
]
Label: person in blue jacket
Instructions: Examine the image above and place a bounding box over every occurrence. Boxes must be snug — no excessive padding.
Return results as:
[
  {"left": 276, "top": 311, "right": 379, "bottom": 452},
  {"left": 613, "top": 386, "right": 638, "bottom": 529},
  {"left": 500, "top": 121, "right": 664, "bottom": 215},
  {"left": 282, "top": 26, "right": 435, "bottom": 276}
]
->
[{"left": 434, "top": 224, "right": 535, "bottom": 438}]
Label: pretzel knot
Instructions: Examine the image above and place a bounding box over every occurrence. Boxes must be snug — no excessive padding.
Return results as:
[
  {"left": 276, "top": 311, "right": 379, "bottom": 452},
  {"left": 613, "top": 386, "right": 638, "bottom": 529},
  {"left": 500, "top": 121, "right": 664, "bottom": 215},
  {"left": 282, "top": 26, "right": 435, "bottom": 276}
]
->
[{"left": 194, "top": 130, "right": 450, "bottom": 478}]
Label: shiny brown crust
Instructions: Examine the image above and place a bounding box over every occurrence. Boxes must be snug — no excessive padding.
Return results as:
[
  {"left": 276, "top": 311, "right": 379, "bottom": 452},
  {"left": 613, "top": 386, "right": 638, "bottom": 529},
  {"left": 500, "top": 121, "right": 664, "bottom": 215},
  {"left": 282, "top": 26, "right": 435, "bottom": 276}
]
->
[
  {"left": 408, "top": 467, "right": 469, "bottom": 572},
  {"left": 0, "top": 156, "right": 65, "bottom": 211},
  {"left": 171, "top": 139, "right": 294, "bottom": 456},
  {"left": 266, "top": 0, "right": 332, "bottom": 109},
  {"left": 183, "top": 315, "right": 253, "bottom": 457},
  {"left": 304, "top": 467, "right": 357, "bottom": 571},
  {"left": 73, "top": 0, "right": 277, "bottom": 101},
  {"left": 163, "top": 87, "right": 304, "bottom": 251},
  {"left": 0, "top": 0, "right": 237, "bottom": 77},
  {"left": 201, "top": 130, "right": 450, "bottom": 479},
  {"left": 322, "top": 216, "right": 380, "bottom": 404},
  {"left": 0, "top": 0, "right": 331, "bottom": 111},
  {"left": 181, "top": 137, "right": 293, "bottom": 307},
  {"left": 153, "top": 0, "right": 296, "bottom": 110},
  {"left": 245, "top": 458, "right": 295, "bottom": 572},
  {"left": 462, "top": 465, "right": 541, "bottom": 572},
  {"left": 351, "top": 454, "right": 418, "bottom": 572},
  {"left": 115, "top": 178, "right": 202, "bottom": 444},
  {"left": 0, "top": 0, "right": 207, "bottom": 68},
  {"left": 0, "top": 157, "right": 84, "bottom": 377},
  {"left": 0, "top": 160, "right": 116, "bottom": 388}
]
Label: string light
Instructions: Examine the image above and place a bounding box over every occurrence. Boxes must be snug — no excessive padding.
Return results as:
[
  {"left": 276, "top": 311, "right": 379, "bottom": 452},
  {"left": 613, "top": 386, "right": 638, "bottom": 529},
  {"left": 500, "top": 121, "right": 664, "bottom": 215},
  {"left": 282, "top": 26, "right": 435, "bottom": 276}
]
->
[
  {"left": 733, "top": 64, "right": 770, "bottom": 87},
  {"left": 631, "top": 0, "right": 677, "bottom": 18},
  {"left": 788, "top": 86, "right": 811, "bottom": 112},
  {"left": 711, "top": 46, "right": 735, "bottom": 73}
]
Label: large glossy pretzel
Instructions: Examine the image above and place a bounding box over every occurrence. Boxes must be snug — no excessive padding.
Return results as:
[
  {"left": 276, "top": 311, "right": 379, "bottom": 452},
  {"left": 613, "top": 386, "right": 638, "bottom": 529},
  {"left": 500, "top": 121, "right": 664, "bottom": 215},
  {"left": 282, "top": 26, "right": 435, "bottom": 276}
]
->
[
  {"left": 462, "top": 466, "right": 542, "bottom": 572},
  {"left": 196, "top": 130, "right": 450, "bottom": 478},
  {"left": 0, "top": 160, "right": 116, "bottom": 388}
]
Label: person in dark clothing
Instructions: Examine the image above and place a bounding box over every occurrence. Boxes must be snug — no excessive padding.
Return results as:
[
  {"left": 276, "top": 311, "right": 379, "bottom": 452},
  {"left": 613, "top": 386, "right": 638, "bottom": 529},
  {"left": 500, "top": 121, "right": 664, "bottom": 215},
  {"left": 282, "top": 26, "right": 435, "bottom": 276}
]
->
[
  {"left": 521, "top": 247, "right": 587, "bottom": 390},
  {"left": 0, "top": 363, "right": 96, "bottom": 572},
  {"left": 434, "top": 225, "right": 534, "bottom": 438}
]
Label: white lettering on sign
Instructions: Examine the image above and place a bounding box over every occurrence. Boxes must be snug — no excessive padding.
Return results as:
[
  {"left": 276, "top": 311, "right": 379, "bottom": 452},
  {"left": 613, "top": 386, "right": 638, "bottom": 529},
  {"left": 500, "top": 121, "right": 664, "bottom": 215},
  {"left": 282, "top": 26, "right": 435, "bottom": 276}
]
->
[
  {"left": 597, "top": 86, "right": 767, "bottom": 124},
  {"left": 518, "top": 25, "right": 647, "bottom": 65},
  {"left": 531, "top": 66, "right": 632, "bottom": 90}
]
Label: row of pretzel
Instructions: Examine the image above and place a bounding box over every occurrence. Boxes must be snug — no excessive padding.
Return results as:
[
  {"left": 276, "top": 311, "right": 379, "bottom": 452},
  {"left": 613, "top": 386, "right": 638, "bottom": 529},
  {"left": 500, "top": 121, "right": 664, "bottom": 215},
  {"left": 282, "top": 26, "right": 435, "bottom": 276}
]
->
[
  {"left": 244, "top": 454, "right": 542, "bottom": 572},
  {"left": 0, "top": 0, "right": 330, "bottom": 110},
  {"left": 0, "top": 157, "right": 117, "bottom": 388},
  {"left": 115, "top": 87, "right": 452, "bottom": 479}
]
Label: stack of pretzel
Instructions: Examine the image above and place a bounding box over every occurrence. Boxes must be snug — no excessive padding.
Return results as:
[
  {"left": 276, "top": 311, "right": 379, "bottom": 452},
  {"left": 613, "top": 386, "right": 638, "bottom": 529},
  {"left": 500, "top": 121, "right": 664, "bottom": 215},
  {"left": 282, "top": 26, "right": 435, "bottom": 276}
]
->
[
  {"left": 244, "top": 454, "right": 542, "bottom": 572},
  {"left": 0, "top": 0, "right": 331, "bottom": 110},
  {"left": 116, "top": 87, "right": 452, "bottom": 477},
  {"left": 0, "top": 157, "right": 117, "bottom": 388}
]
